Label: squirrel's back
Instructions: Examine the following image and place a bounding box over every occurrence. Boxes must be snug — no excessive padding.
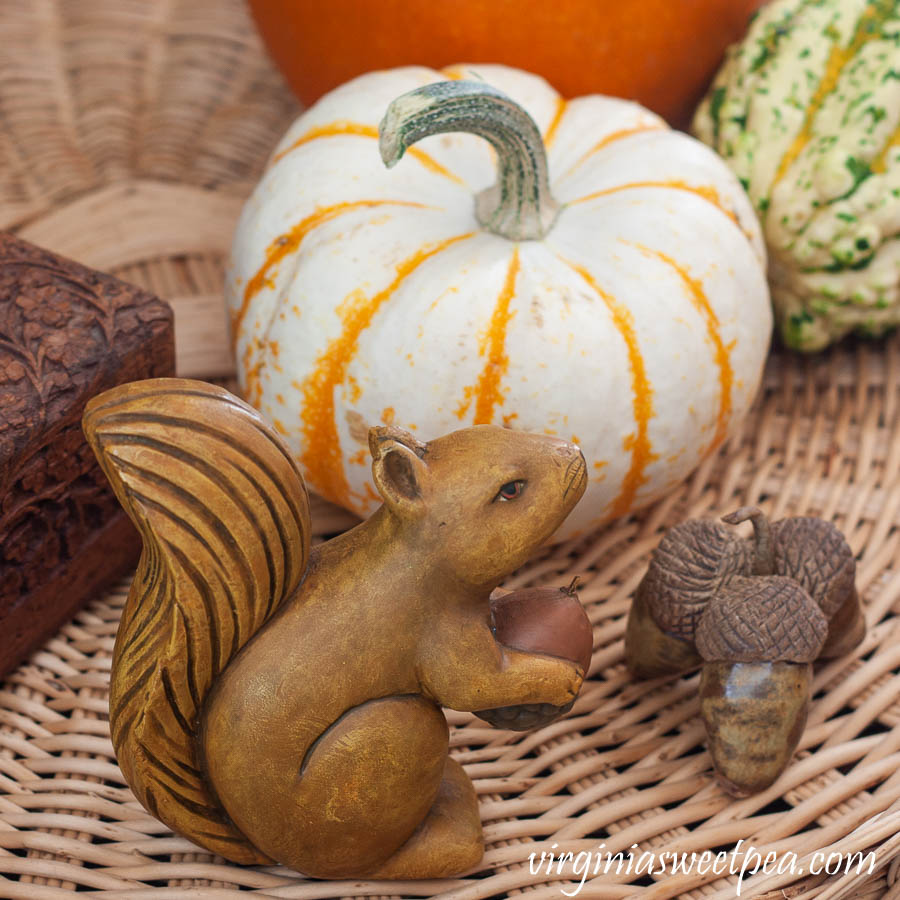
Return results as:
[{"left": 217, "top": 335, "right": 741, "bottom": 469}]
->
[{"left": 83, "top": 378, "right": 312, "bottom": 863}]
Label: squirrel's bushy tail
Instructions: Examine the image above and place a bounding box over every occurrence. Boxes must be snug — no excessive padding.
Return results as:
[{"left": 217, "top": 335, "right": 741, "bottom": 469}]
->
[{"left": 83, "top": 378, "right": 311, "bottom": 863}]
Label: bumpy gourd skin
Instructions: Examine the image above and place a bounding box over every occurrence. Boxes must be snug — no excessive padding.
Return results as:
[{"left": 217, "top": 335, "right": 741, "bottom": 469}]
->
[{"left": 693, "top": 0, "right": 900, "bottom": 351}]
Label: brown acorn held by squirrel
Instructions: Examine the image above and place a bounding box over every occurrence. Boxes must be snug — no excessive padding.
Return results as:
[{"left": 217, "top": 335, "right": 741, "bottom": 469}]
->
[
  {"left": 696, "top": 574, "right": 827, "bottom": 797},
  {"left": 83, "top": 378, "right": 589, "bottom": 880},
  {"left": 626, "top": 506, "right": 864, "bottom": 679},
  {"left": 476, "top": 578, "right": 593, "bottom": 731}
]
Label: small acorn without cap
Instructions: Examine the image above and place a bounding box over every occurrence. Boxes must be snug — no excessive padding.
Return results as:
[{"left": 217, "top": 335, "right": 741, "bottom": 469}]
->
[
  {"left": 696, "top": 572, "right": 828, "bottom": 796},
  {"left": 476, "top": 578, "right": 592, "bottom": 731}
]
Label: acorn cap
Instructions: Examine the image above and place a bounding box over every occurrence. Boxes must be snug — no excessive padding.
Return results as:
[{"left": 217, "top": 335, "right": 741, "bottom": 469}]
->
[
  {"left": 695, "top": 575, "right": 828, "bottom": 664},
  {"left": 771, "top": 517, "right": 856, "bottom": 620},
  {"left": 642, "top": 519, "right": 752, "bottom": 641}
]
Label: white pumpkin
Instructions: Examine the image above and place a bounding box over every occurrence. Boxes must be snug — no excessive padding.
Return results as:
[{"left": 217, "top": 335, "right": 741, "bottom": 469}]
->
[{"left": 226, "top": 64, "right": 771, "bottom": 540}]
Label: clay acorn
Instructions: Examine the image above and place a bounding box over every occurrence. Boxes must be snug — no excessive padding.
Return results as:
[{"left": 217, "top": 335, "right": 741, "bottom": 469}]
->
[
  {"left": 695, "top": 574, "right": 828, "bottom": 796},
  {"left": 626, "top": 505, "right": 864, "bottom": 795},
  {"left": 476, "top": 578, "right": 593, "bottom": 731},
  {"left": 83, "top": 378, "right": 589, "bottom": 880},
  {"left": 768, "top": 515, "right": 864, "bottom": 658},
  {"left": 624, "top": 517, "right": 752, "bottom": 679},
  {"left": 720, "top": 506, "right": 865, "bottom": 659},
  {"left": 625, "top": 506, "right": 864, "bottom": 679}
]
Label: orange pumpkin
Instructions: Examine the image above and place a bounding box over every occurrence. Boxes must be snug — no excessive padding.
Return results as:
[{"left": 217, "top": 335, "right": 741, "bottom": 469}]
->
[{"left": 248, "top": 0, "right": 767, "bottom": 126}]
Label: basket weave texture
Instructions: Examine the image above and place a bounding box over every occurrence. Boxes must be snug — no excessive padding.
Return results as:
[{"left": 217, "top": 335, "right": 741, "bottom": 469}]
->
[{"left": 2, "top": 1, "right": 900, "bottom": 898}]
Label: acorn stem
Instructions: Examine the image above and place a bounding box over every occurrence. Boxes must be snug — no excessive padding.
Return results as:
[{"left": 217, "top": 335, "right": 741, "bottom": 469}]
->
[
  {"left": 564, "top": 576, "right": 581, "bottom": 597},
  {"left": 722, "top": 506, "right": 774, "bottom": 576}
]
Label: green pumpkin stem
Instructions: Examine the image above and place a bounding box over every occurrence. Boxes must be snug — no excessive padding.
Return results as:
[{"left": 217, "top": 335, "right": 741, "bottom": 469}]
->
[
  {"left": 379, "top": 80, "right": 560, "bottom": 241},
  {"left": 722, "top": 506, "right": 774, "bottom": 576}
]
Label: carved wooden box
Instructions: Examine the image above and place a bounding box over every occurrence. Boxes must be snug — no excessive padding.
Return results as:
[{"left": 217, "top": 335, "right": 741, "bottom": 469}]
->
[{"left": 0, "top": 233, "right": 174, "bottom": 675}]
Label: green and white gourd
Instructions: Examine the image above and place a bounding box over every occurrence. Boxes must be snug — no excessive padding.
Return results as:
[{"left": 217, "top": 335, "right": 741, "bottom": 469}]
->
[{"left": 693, "top": 0, "right": 900, "bottom": 350}]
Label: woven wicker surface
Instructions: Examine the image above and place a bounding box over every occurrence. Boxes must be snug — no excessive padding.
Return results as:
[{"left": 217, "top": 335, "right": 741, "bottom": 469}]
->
[{"left": 3, "top": 1, "right": 900, "bottom": 898}]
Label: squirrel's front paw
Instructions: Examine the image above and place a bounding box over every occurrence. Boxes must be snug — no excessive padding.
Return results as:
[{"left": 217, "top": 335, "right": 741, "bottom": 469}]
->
[
  {"left": 475, "top": 658, "right": 584, "bottom": 732},
  {"left": 526, "top": 654, "right": 584, "bottom": 708},
  {"left": 560, "top": 661, "right": 584, "bottom": 705}
]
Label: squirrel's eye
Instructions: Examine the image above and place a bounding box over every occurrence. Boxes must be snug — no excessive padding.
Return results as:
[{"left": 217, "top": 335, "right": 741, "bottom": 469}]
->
[{"left": 495, "top": 480, "right": 525, "bottom": 502}]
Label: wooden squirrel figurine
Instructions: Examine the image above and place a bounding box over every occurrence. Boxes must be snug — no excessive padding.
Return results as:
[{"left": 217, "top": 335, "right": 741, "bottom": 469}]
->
[{"left": 83, "top": 378, "right": 588, "bottom": 879}]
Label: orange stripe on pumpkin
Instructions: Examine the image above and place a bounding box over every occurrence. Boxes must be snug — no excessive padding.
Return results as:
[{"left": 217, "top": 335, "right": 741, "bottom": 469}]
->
[
  {"left": 272, "top": 121, "right": 378, "bottom": 162},
  {"left": 457, "top": 249, "right": 520, "bottom": 423},
  {"left": 559, "top": 257, "right": 657, "bottom": 518},
  {"left": 272, "top": 120, "right": 465, "bottom": 184},
  {"left": 408, "top": 148, "right": 466, "bottom": 184},
  {"left": 571, "top": 179, "right": 740, "bottom": 225},
  {"left": 562, "top": 123, "right": 666, "bottom": 178},
  {"left": 632, "top": 243, "right": 734, "bottom": 453},
  {"left": 543, "top": 98, "right": 568, "bottom": 147},
  {"left": 299, "top": 232, "right": 475, "bottom": 507},
  {"left": 233, "top": 200, "right": 429, "bottom": 349}
]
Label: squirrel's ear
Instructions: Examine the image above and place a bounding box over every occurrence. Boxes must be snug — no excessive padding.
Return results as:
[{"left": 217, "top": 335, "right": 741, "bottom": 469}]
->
[
  {"left": 369, "top": 426, "right": 429, "bottom": 513},
  {"left": 368, "top": 425, "right": 427, "bottom": 460}
]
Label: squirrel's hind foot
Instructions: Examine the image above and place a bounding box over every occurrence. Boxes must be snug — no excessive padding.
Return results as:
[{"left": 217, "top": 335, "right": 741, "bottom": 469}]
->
[{"left": 360, "top": 757, "right": 483, "bottom": 880}]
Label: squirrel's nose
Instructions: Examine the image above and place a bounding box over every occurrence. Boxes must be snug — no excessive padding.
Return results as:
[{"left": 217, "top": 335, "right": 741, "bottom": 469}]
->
[{"left": 550, "top": 439, "right": 583, "bottom": 466}]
